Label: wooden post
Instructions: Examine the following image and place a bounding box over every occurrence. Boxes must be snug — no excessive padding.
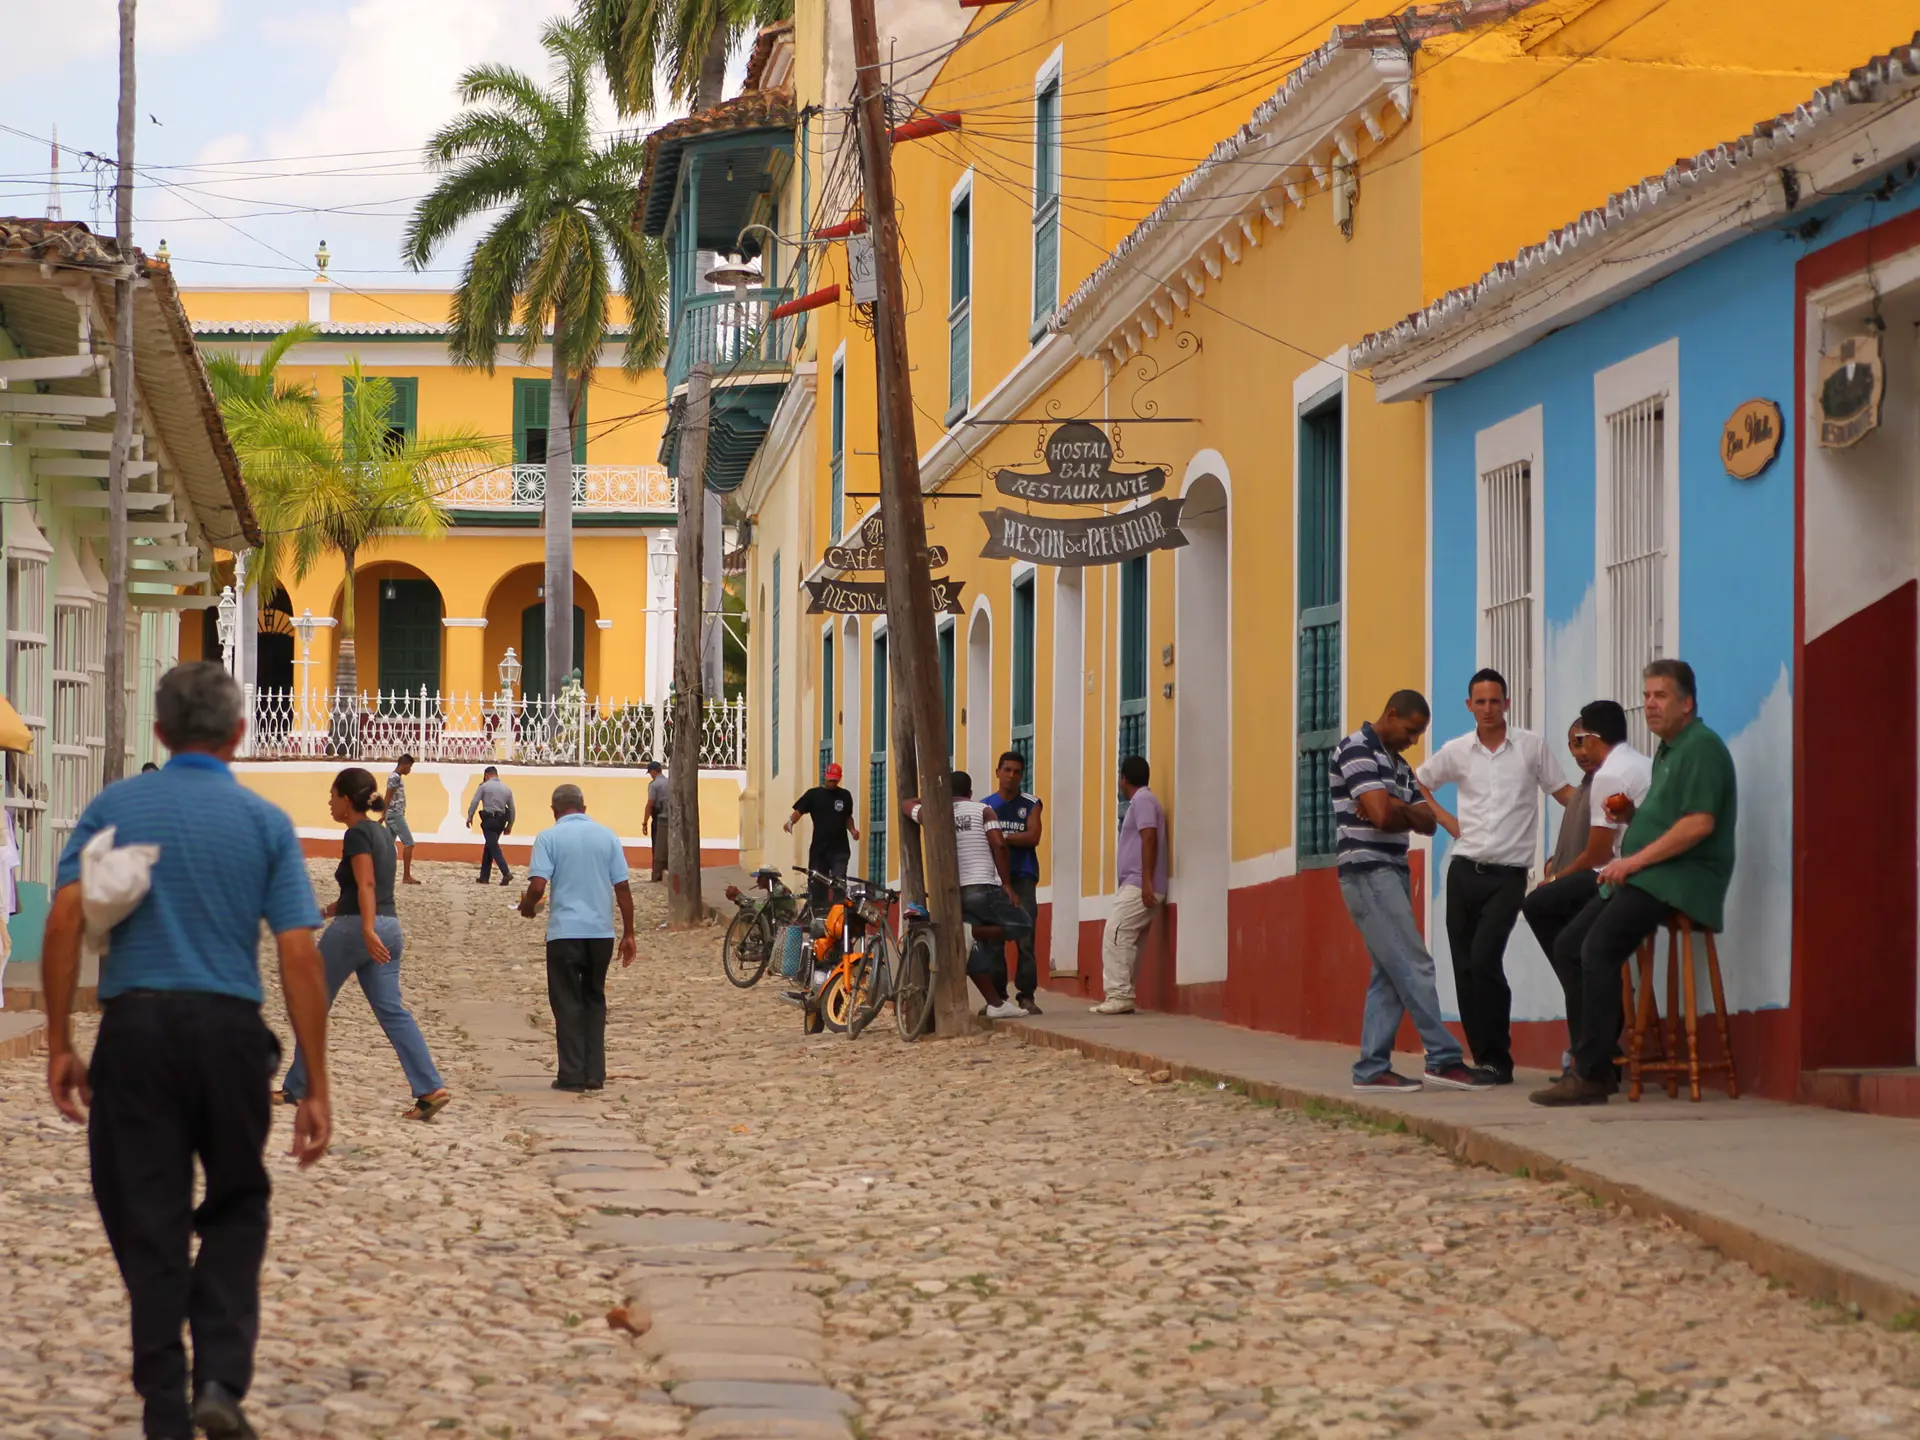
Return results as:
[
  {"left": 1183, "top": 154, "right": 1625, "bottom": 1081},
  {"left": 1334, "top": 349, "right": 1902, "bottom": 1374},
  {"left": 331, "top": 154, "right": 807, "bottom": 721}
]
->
[
  {"left": 848, "top": 0, "right": 967, "bottom": 1034},
  {"left": 666, "top": 362, "right": 709, "bottom": 928},
  {"left": 102, "top": 0, "right": 136, "bottom": 784}
]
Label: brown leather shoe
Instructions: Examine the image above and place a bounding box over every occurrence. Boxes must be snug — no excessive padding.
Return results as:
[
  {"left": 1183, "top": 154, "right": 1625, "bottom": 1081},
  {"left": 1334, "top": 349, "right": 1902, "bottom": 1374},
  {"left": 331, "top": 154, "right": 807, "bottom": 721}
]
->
[{"left": 1529, "top": 1073, "right": 1610, "bottom": 1107}]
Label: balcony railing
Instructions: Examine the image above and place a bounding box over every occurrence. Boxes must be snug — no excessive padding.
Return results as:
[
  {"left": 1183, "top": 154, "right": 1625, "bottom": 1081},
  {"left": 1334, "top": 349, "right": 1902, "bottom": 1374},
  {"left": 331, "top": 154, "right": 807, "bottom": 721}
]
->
[
  {"left": 665, "top": 288, "right": 794, "bottom": 392},
  {"left": 244, "top": 687, "right": 747, "bottom": 770},
  {"left": 441, "top": 464, "right": 676, "bottom": 512}
]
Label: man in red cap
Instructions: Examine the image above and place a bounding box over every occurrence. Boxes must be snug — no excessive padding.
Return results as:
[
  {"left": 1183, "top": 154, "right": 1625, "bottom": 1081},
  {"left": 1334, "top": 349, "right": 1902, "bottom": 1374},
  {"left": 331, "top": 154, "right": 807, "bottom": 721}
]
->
[{"left": 787, "top": 763, "right": 860, "bottom": 907}]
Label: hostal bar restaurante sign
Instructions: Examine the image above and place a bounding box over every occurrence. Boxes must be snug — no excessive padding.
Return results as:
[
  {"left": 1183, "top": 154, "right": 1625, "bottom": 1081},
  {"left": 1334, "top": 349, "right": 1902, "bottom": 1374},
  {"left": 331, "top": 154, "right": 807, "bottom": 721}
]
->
[{"left": 982, "top": 420, "right": 1187, "bottom": 566}]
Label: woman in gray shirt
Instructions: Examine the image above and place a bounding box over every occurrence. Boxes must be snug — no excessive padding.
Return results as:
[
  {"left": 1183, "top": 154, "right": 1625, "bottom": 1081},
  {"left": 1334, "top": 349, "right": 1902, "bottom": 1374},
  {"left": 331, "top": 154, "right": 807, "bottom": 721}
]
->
[{"left": 281, "top": 767, "right": 450, "bottom": 1120}]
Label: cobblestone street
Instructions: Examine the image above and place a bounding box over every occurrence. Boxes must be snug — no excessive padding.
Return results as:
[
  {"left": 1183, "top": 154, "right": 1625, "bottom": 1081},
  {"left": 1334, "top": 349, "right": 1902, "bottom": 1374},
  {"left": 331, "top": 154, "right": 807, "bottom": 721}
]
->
[{"left": 4, "top": 860, "right": 1919, "bottom": 1439}]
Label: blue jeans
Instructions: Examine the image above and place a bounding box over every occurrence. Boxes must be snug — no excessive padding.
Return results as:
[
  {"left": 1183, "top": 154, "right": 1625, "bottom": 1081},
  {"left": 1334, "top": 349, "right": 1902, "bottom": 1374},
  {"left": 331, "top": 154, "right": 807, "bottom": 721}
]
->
[
  {"left": 283, "top": 916, "right": 444, "bottom": 1099},
  {"left": 1339, "top": 865, "right": 1464, "bottom": 1082}
]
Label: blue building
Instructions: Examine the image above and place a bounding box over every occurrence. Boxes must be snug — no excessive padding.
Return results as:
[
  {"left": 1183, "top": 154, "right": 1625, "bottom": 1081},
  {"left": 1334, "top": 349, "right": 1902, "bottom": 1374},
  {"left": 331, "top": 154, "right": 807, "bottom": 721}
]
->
[{"left": 1353, "top": 38, "right": 1920, "bottom": 1109}]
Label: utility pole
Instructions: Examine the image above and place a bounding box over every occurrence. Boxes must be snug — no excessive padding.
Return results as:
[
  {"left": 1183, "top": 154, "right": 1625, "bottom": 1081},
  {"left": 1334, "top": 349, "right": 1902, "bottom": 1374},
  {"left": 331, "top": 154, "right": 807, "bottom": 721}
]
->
[
  {"left": 102, "top": 0, "right": 136, "bottom": 785},
  {"left": 848, "top": 0, "right": 967, "bottom": 1035},
  {"left": 666, "top": 362, "right": 710, "bottom": 928}
]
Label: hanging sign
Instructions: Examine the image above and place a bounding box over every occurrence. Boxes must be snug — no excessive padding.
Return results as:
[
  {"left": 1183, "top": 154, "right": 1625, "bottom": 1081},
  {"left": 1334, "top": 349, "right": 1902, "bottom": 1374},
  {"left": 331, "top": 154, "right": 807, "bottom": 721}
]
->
[
  {"left": 978, "top": 497, "right": 1189, "bottom": 567},
  {"left": 1720, "top": 398, "right": 1782, "bottom": 479},
  {"left": 1816, "top": 335, "right": 1884, "bottom": 448},
  {"left": 992, "top": 419, "right": 1168, "bottom": 505},
  {"left": 804, "top": 576, "right": 966, "bottom": 615},
  {"left": 820, "top": 513, "right": 948, "bottom": 573}
]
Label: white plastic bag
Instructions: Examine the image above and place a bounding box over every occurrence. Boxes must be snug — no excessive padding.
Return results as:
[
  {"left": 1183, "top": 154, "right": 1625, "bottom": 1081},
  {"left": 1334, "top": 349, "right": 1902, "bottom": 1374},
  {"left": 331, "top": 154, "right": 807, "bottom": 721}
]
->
[{"left": 80, "top": 825, "right": 161, "bottom": 969}]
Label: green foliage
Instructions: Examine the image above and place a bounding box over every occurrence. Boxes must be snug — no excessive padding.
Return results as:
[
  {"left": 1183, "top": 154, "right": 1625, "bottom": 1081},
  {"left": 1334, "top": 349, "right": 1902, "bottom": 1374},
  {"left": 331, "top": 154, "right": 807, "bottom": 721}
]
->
[
  {"left": 581, "top": 0, "right": 794, "bottom": 115},
  {"left": 404, "top": 18, "right": 668, "bottom": 382}
]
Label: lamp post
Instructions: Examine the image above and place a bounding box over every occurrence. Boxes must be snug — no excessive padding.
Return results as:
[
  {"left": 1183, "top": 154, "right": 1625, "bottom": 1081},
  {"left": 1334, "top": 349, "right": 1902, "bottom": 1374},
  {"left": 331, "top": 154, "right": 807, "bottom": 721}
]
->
[
  {"left": 497, "top": 646, "right": 522, "bottom": 760},
  {"left": 295, "top": 607, "right": 317, "bottom": 750},
  {"left": 215, "top": 585, "right": 238, "bottom": 677}
]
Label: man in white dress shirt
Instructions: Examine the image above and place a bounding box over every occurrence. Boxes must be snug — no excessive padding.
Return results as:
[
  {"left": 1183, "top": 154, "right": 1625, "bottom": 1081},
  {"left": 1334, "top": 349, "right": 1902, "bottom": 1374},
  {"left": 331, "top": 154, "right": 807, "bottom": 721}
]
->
[
  {"left": 1417, "top": 669, "right": 1574, "bottom": 1083},
  {"left": 1521, "top": 698, "right": 1653, "bottom": 1075}
]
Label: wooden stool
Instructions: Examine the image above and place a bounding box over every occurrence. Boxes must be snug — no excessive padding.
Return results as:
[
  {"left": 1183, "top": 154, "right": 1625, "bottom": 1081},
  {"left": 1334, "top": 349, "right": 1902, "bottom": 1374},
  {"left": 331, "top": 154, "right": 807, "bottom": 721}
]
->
[{"left": 1625, "top": 910, "right": 1738, "bottom": 1102}]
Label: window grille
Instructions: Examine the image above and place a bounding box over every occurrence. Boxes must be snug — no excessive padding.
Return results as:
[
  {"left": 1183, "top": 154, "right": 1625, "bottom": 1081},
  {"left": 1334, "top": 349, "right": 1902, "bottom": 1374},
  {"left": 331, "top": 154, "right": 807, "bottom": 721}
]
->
[
  {"left": 1296, "top": 399, "right": 1343, "bottom": 863},
  {"left": 1604, "top": 397, "right": 1666, "bottom": 752},
  {"left": 938, "top": 622, "right": 956, "bottom": 766},
  {"left": 819, "top": 630, "right": 834, "bottom": 784},
  {"left": 830, "top": 359, "right": 846, "bottom": 540},
  {"left": 6, "top": 553, "right": 49, "bottom": 885},
  {"left": 771, "top": 552, "right": 782, "bottom": 778},
  {"left": 1481, "top": 459, "right": 1534, "bottom": 731},
  {"left": 50, "top": 602, "right": 92, "bottom": 863},
  {"left": 947, "top": 193, "right": 972, "bottom": 422}
]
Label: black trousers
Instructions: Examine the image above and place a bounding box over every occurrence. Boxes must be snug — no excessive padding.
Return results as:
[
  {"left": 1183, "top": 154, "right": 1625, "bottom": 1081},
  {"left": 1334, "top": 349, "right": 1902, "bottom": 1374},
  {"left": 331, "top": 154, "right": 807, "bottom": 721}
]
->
[
  {"left": 1010, "top": 875, "right": 1039, "bottom": 1000},
  {"left": 479, "top": 815, "right": 511, "bottom": 882},
  {"left": 1554, "top": 884, "right": 1671, "bottom": 1081},
  {"left": 1522, "top": 868, "right": 1601, "bottom": 1051},
  {"left": 807, "top": 850, "right": 849, "bottom": 910},
  {"left": 649, "top": 820, "right": 668, "bottom": 882},
  {"left": 88, "top": 991, "right": 278, "bottom": 1438},
  {"left": 546, "top": 937, "right": 615, "bottom": 1087},
  {"left": 1444, "top": 857, "right": 1528, "bottom": 1077}
]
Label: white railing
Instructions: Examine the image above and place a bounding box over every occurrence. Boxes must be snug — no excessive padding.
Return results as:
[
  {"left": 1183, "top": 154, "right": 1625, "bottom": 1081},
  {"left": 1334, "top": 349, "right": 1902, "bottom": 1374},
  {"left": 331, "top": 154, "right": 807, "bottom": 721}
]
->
[
  {"left": 440, "top": 464, "right": 677, "bottom": 512},
  {"left": 246, "top": 687, "right": 746, "bottom": 769}
]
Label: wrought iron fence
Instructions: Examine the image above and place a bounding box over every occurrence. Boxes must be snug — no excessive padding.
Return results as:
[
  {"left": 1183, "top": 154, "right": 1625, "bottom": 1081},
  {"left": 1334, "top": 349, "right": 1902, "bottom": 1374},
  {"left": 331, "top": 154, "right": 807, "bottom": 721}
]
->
[{"left": 244, "top": 687, "right": 747, "bottom": 770}]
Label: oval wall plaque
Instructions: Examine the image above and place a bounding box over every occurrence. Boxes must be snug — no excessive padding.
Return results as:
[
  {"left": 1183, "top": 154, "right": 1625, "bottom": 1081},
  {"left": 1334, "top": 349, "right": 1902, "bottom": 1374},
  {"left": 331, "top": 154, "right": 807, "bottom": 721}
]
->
[{"left": 1721, "top": 398, "right": 1782, "bottom": 480}]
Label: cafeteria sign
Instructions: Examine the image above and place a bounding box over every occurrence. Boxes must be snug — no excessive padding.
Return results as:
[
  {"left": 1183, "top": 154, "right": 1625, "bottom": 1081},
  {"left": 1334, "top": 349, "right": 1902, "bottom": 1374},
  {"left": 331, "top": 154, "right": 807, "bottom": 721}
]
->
[
  {"left": 979, "top": 498, "right": 1189, "bottom": 567},
  {"left": 822, "top": 513, "right": 948, "bottom": 572},
  {"left": 991, "top": 419, "right": 1169, "bottom": 505}
]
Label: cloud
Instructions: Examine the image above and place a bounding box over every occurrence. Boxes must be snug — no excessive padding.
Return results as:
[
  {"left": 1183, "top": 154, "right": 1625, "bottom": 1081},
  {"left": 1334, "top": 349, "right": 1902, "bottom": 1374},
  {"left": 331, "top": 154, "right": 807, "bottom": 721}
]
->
[{"left": 10, "top": 0, "right": 226, "bottom": 60}]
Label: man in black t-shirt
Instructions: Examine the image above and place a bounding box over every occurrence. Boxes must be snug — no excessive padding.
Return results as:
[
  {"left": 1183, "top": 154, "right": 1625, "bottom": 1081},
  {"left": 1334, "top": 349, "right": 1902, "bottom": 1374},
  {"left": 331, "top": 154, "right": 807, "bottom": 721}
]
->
[{"left": 787, "top": 763, "right": 861, "bottom": 904}]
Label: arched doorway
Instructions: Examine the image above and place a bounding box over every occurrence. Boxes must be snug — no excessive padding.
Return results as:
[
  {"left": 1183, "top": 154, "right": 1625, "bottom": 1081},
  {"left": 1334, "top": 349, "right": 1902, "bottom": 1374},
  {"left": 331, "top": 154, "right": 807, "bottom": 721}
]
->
[
  {"left": 377, "top": 577, "right": 444, "bottom": 696},
  {"left": 966, "top": 603, "right": 993, "bottom": 783},
  {"left": 257, "top": 586, "right": 296, "bottom": 692},
  {"left": 1175, "top": 469, "right": 1230, "bottom": 985}
]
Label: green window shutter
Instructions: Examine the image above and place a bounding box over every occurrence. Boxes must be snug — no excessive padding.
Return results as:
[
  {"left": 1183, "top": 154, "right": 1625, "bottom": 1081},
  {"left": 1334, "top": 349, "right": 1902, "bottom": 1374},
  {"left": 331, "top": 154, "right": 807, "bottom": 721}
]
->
[
  {"left": 1296, "top": 397, "right": 1344, "bottom": 863},
  {"left": 570, "top": 383, "right": 588, "bottom": 464},
  {"left": 513, "top": 378, "right": 547, "bottom": 465},
  {"left": 771, "top": 552, "right": 782, "bottom": 779},
  {"left": 870, "top": 630, "right": 888, "bottom": 881},
  {"left": 820, "top": 631, "right": 835, "bottom": 783},
  {"left": 388, "top": 378, "right": 418, "bottom": 441},
  {"left": 1033, "top": 80, "right": 1061, "bottom": 330},
  {"left": 1118, "top": 556, "right": 1147, "bottom": 782},
  {"left": 830, "top": 361, "right": 846, "bottom": 539},
  {"left": 938, "top": 622, "right": 955, "bottom": 765},
  {"left": 1011, "top": 574, "right": 1036, "bottom": 787},
  {"left": 949, "top": 194, "right": 972, "bottom": 420}
]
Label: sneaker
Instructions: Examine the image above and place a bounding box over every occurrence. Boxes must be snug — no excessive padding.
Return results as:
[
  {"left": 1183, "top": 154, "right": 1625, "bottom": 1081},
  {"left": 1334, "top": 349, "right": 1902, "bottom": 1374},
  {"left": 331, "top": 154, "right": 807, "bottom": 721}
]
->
[
  {"left": 192, "top": 1382, "right": 258, "bottom": 1440},
  {"left": 984, "top": 999, "right": 1027, "bottom": 1020},
  {"left": 1423, "top": 1063, "right": 1495, "bottom": 1091},
  {"left": 500, "top": 875, "right": 513, "bottom": 887},
  {"left": 1089, "top": 998, "right": 1136, "bottom": 1015},
  {"left": 1471, "top": 1065, "right": 1514, "bottom": 1086},
  {"left": 404, "top": 1088, "right": 452, "bottom": 1121},
  {"left": 1529, "top": 1072, "right": 1611, "bottom": 1107},
  {"left": 1018, "top": 996, "right": 1043, "bottom": 1016},
  {"left": 1352, "top": 1071, "right": 1422, "bottom": 1093}
]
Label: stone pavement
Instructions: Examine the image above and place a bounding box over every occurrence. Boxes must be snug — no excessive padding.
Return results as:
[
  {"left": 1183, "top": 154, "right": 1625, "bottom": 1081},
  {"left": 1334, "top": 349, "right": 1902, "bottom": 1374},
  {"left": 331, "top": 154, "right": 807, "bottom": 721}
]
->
[
  {"left": 0, "top": 859, "right": 1917, "bottom": 1438},
  {"left": 1002, "top": 1007, "right": 1920, "bottom": 1323}
]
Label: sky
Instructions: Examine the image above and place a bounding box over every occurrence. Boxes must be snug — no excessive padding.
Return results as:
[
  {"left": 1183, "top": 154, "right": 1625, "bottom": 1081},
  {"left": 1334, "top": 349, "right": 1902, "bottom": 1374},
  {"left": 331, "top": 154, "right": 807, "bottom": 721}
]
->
[{"left": 0, "top": 0, "right": 739, "bottom": 290}]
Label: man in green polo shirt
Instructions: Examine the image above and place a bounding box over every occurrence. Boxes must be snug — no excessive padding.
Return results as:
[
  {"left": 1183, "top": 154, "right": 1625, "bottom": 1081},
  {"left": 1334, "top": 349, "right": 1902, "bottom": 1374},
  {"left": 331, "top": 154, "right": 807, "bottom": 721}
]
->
[{"left": 1530, "top": 659, "right": 1736, "bottom": 1107}]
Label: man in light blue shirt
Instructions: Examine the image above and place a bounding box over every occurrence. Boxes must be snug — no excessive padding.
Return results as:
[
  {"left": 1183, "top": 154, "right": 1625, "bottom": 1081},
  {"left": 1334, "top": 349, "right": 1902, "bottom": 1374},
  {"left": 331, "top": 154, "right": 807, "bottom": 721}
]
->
[{"left": 520, "top": 784, "right": 636, "bottom": 1091}]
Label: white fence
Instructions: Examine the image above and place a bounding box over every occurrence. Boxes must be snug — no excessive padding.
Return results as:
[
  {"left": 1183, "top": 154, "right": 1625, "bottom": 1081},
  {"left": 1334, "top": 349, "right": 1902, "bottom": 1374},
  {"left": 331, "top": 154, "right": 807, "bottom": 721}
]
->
[{"left": 246, "top": 687, "right": 746, "bottom": 769}]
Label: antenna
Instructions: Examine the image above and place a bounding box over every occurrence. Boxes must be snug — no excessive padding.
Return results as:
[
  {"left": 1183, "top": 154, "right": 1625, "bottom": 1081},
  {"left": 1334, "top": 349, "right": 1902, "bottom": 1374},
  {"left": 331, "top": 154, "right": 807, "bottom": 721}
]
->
[{"left": 46, "top": 123, "right": 62, "bottom": 220}]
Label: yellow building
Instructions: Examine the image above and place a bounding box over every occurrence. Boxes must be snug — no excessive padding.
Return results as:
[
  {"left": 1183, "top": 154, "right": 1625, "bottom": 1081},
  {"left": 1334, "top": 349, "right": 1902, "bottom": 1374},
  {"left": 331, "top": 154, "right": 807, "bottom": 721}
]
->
[
  {"left": 182, "top": 274, "right": 679, "bottom": 708},
  {"left": 680, "top": 2, "right": 1920, "bottom": 1028},
  {"left": 180, "top": 273, "right": 752, "bottom": 867}
]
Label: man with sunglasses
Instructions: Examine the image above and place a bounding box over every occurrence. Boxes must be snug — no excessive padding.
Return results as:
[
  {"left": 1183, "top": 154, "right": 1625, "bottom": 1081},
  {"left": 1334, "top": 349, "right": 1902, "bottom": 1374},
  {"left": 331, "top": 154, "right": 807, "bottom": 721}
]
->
[{"left": 1521, "top": 699, "right": 1651, "bottom": 1078}]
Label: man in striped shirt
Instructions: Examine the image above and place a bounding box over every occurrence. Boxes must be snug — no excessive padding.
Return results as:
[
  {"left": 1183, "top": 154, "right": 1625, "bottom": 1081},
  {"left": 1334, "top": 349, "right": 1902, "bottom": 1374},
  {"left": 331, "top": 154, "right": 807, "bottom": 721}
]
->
[{"left": 1331, "top": 690, "right": 1491, "bottom": 1093}]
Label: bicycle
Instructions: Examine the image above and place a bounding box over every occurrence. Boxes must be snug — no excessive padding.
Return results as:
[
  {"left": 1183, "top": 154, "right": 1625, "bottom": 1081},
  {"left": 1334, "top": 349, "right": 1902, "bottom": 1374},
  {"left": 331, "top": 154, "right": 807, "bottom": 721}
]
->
[
  {"left": 720, "top": 867, "right": 802, "bottom": 988},
  {"left": 843, "top": 887, "right": 935, "bottom": 1042}
]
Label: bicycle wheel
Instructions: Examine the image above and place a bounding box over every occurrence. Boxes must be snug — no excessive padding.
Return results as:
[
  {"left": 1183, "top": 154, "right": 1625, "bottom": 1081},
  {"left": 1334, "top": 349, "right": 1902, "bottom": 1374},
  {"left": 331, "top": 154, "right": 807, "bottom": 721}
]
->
[
  {"left": 847, "top": 933, "right": 894, "bottom": 1040},
  {"left": 894, "top": 928, "right": 936, "bottom": 1041},
  {"left": 722, "top": 909, "right": 773, "bottom": 988}
]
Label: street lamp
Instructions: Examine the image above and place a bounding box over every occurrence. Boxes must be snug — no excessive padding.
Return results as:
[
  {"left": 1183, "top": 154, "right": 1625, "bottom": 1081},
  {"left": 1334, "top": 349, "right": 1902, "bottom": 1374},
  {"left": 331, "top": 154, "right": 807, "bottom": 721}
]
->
[
  {"left": 215, "top": 585, "right": 238, "bottom": 676},
  {"left": 295, "top": 608, "right": 317, "bottom": 741},
  {"left": 498, "top": 646, "right": 522, "bottom": 696}
]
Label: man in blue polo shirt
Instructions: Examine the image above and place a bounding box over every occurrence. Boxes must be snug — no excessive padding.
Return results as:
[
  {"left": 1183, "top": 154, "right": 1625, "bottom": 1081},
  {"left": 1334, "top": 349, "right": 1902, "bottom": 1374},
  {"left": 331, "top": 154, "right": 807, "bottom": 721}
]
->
[
  {"left": 520, "top": 784, "right": 637, "bottom": 1091},
  {"left": 43, "top": 662, "right": 330, "bottom": 1440}
]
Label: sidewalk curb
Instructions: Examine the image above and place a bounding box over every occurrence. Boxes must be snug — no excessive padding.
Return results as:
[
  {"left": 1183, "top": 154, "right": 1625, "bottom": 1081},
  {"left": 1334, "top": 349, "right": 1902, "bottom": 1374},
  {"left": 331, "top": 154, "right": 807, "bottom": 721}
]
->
[{"left": 1001, "top": 1020, "right": 1920, "bottom": 1325}]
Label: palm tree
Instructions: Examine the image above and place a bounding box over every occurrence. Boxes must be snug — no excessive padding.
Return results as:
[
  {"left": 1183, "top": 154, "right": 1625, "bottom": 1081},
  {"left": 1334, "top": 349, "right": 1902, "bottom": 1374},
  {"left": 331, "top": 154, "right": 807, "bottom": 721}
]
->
[
  {"left": 235, "top": 361, "right": 501, "bottom": 699},
  {"left": 404, "top": 17, "right": 668, "bottom": 699},
  {"left": 204, "top": 321, "right": 322, "bottom": 449},
  {"left": 582, "top": 0, "right": 792, "bottom": 115}
]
